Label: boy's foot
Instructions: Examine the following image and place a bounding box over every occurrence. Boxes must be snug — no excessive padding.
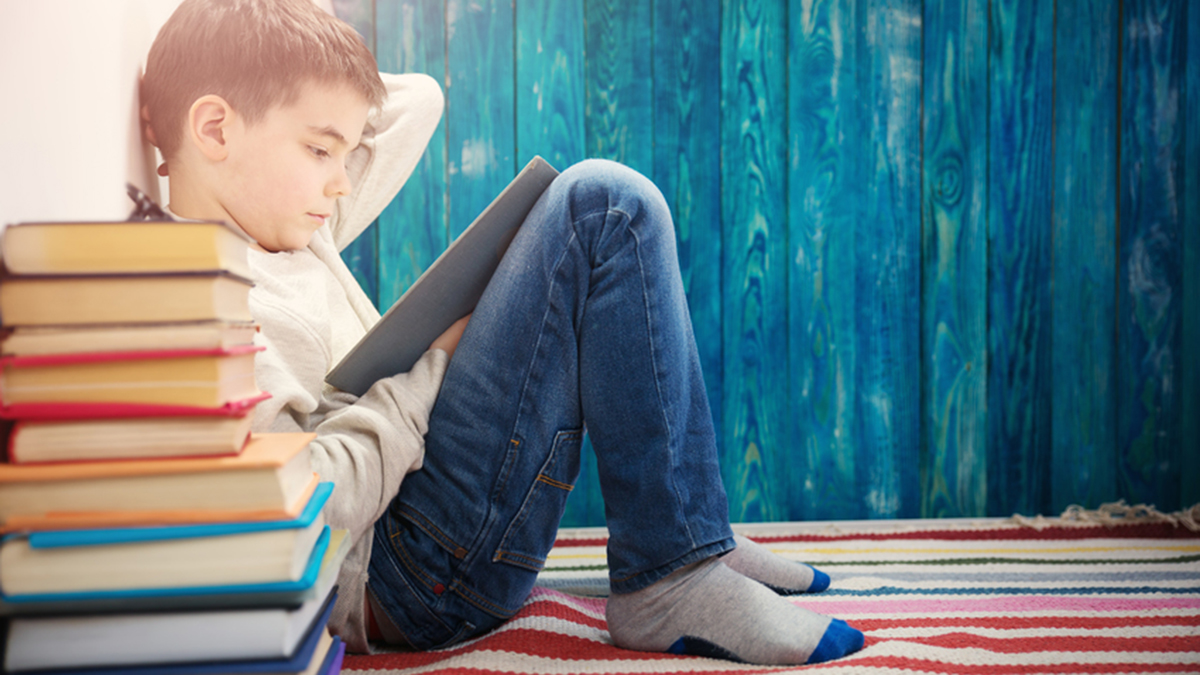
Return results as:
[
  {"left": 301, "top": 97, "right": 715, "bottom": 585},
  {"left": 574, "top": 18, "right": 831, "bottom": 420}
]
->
[
  {"left": 606, "top": 557, "right": 863, "bottom": 665},
  {"left": 721, "top": 535, "right": 830, "bottom": 594}
]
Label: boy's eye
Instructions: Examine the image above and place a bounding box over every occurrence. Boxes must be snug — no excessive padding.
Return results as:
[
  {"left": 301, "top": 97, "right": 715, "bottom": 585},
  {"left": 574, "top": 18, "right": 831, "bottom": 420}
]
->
[{"left": 308, "top": 145, "right": 330, "bottom": 159}]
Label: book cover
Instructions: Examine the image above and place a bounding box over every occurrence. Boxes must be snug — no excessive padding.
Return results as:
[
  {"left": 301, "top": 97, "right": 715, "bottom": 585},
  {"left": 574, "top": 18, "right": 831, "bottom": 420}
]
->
[
  {"left": 326, "top": 156, "right": 559, "bottom": 396},
  {"left": 1, "top": 525, "right": 330, "bottom": 604},
  {"left": 0, "top": 271, "right": 254, "bottom": 326},
  {"left": 1, "top": 589, "right": 338, "bottom": 675},
  {"left": 1, "top": 321, "right": 258, "bottom": 357},
  {"left": 1, "top": 219, "right": 253, "bottom": 278},
  {"left": 1, "top": 392, "right": 270, "bottom": 421},
  {"left": 0, "top": 432, "right": 316, "bottom": 531},
  {"left": 3, "top": 584, "right": 338, "bottom": 671},
  {"left": 0, "top": 485, "right": 333, "bottom": 596},
  {"left": 0, "top": 346, "right": 264, "bottom": 409},
  {"left": 0, "top": 529, "right": 348, "bottom": 616},
  {"left": 8, "top": 412, "right": 255, "bottom": 464}
]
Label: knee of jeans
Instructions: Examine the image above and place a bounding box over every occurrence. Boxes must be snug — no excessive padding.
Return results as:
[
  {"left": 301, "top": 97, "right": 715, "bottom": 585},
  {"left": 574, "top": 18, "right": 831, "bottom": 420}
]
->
[{"left": 558, "top": 160, "right": 673, "bottom": 248}]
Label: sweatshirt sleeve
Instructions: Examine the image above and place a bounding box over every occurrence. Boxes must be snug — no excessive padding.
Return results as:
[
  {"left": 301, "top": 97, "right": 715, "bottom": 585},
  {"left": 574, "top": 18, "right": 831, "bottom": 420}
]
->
[
  {"left": 329, "top": 72, "right": 445, "bottom": 251},
  {"left": 247, "top": 249, "right": 449, "bottom": 654}
]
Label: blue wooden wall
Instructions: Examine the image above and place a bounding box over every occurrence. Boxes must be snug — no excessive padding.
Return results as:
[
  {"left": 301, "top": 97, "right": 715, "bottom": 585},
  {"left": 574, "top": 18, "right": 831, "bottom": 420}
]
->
[{"left": 332, "top": 0, "right": 1199, "bottom": 525}]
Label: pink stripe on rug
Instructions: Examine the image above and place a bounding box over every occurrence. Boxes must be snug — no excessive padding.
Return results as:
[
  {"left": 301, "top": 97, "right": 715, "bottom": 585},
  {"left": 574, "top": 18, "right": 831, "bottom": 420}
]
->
[{"left": 793, "top": 595, "right": 1200, "bottom": 615}]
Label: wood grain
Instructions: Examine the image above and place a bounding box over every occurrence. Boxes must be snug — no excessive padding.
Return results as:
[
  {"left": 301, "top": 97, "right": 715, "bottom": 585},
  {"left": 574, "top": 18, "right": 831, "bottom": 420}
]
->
[
  {"left": 515, "top": 0, "right": 585, "bottom": 168},
  {"left": 1181, "top": 0, "right": 1199, "bottom": 509},
  {"left": 853, "top": 0, "right": 923, "bottom": 518},
  {"left": 787, "top": 0, "right": 859, "bottom": 520},
  {"left": 333, "top": 0, "right": 380, "bottom": 306},
  {"left": 652, "top": 0, "right": 724, "bottom": 483},
  {"left": 1051, "top": 0, "right": 1119, "bottom": 512},
  {"left": 375, "top": 0, "right": 449, "bottom": 310},
  {"left": 985, "top": 0, "right": 1054, "bottom": 517},
  {"left": 446, "top": 0, "right": 515, "bottom": 239},
  {"left": 584, "top": 0, "right": 653, "bottom": 175},
  {"left": 1117, "top": 0, "right": 1185, "bottom": 509},
  {"left": 921, "top": 0, "right": 989, "bottom": 517},
  {"left": 720, "top": 0, "right": 788, "bottom": 522}
]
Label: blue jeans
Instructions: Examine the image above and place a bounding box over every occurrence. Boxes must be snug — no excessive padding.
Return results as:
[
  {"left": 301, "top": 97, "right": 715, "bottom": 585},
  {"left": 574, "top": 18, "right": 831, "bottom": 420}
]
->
[{"left": 367, "top": 159, "right": 735, "bottom": 650}]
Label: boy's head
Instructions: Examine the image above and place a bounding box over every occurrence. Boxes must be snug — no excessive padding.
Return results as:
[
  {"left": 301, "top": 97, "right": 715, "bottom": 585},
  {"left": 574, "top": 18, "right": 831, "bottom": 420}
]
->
[
  {"left": 143, "top": 0, "right": 386, "bottom": 251},
  {"left": 143, "top": 0, "right": 384, "bottom": 161}
]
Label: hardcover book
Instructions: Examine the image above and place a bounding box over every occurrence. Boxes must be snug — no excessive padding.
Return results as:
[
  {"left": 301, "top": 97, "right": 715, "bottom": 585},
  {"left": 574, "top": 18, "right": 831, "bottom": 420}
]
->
[
  {"left": 0, "top": 346, "right": 263, "bottom": 409},
  {"left": 1, "top": 321, "right": 258, "bottom": 357},
  {"left": 327, "top": 156, "right": 559, "bottom": 395},
  {"left": 0, "top": 271, "right": 254, "bottom": 326},
  {"left": 3, "top": 582, "right": 337, "bottom": 671},
  {"left": 8, "top": 412, "right": 255, "bottom": 464},
  {"left": 0, "top": 483, "right": 332, "bottom": 596},
  {"left": 0, "top": 432, "right": 317, "bottom": 531},
  {"left": 0, "top": 529, "right": 348, "bottom": 616},
  {"left": 1, "top": 590, "right": 339, "bottom": 675},
  {"left": 1, "top": 219, "right": 253, "bottom": 278}
]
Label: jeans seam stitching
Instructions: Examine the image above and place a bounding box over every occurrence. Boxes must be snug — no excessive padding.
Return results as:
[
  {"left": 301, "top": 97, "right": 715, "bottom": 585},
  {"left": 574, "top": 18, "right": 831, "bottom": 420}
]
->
[
  {"left": 452, "top": 579, "right": 520, "bottom": 619},
  {"left": 398, "top": 504, "right": 464, "bottom": 555}
]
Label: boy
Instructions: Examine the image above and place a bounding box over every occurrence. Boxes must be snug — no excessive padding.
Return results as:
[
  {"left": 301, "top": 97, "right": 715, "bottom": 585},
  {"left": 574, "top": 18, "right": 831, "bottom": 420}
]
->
[{"left": 142, "top": 0, "right": 863, "bottom": 665}]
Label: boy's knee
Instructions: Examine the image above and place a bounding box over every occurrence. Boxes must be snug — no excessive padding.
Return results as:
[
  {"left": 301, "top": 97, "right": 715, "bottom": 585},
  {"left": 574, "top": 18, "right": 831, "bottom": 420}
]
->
[{"left": 556, "top": 159, "right": 671, "bottom": 232}]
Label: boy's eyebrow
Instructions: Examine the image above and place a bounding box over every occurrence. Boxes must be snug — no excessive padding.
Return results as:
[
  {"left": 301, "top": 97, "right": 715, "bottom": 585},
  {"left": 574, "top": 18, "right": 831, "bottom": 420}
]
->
[{"left": 308, "top": 124, "right": 349, "bottom": 147}]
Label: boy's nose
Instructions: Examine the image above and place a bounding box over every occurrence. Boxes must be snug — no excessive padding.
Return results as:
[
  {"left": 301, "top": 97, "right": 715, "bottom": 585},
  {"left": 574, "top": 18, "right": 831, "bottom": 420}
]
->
[{"left": 327, "top": 163, "right": 352, "bottom": 197}]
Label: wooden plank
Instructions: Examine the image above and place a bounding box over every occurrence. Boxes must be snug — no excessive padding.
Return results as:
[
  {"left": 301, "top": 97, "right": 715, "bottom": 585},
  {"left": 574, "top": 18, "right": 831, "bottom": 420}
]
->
[
  {"left": 446, "top": 0, "right": 515, "bottom": 238},
  {"left": 332, "top": 0, "right": 379, "bottom": 307},
  {"left": 787, "top": 0, "right": 860, "bottom": 520},
  {"left": 920, "top": 0, "right": 989, "bottom": 517},
  {"left": 584, "top": 0, "right": 653, "bottom": 175},
  {"left": 1183, "top": 0, "right": 1200, "bottom": 508},
  {"left": 720, "top": 0, "right": 788, "bottom": 522},
  {"left": 557, "top": 0, "right": 656, "bottom": 529},
  {"left": 513, "top": 0, "right": 585, "bottom": 523},
  {"left": 1051, "top": 0, "right": 1119, "bottom": 512},
  {"left": 853, "top": 0, "right": 923, "bottom": 518},
  {"left": 1118, "top": 0, "right": 1185, "bottom": 510},
  {"left": 375, "top": 0, "right": 449, "bottom": 310},
  {"left": 651, "top": 0, "right": 723, "bottom": 500},
  {"left": 985, "top": 0, "right": 1054, "bottom": 517},
  {"left": 515, "top": 0, "right": 585, "bottom": 168}
]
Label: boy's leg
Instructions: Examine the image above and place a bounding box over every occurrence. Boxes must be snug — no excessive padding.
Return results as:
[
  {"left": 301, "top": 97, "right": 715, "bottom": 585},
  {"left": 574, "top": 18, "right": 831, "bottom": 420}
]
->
[{"left": 366, "top": 160, "right": 860, "bottom": 663}]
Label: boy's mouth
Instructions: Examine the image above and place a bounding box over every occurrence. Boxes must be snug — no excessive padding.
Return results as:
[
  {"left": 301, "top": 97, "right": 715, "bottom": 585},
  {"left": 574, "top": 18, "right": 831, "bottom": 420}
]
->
[{"left": 308, "top": 213, "right": 329, "bottom": 226}]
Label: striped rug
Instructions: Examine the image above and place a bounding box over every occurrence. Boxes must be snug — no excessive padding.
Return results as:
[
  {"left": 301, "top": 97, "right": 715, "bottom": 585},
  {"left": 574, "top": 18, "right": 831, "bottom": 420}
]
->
[{"left": 344, "top": 512, "right": 1200, "bottom": 673}]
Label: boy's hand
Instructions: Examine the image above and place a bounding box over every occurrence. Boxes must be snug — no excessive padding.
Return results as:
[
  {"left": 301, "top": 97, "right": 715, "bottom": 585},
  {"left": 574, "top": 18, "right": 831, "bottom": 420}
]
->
[{"left": 430, "top": 314, "right": 471, "bottom": 360}]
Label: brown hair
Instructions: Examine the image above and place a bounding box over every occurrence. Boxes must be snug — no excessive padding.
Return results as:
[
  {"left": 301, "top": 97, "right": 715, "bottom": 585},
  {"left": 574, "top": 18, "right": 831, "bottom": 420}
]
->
[{"left": 143, "top": 0, "right": 385, "bottom": 159}]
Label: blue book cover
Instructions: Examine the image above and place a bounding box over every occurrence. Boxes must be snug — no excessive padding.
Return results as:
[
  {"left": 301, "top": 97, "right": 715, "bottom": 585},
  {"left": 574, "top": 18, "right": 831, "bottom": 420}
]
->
[
  {"left": 2, "top": 526, "right": 330, "bottom": 605},
  {"left": 11, "top": 591, "right": 338, "bottom": 675},
  {"left": 26, "top": 483, "right": 333, "bottom": 549}
]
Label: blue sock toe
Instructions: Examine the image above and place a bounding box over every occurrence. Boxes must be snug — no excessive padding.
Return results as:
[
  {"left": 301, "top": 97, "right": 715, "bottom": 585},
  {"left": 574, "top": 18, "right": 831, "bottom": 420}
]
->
[
  {"left": 807, "top": 566, "right": 830, "bottom": 593},
  {"left": 806, "top": 619, "right": 864, "bottom": 664}
]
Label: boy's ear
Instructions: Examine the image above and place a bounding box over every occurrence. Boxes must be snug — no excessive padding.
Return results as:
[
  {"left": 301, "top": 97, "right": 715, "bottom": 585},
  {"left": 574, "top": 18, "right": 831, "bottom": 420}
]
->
[{"left": 187, "top": 95, "right": 236, "bottom": 162}]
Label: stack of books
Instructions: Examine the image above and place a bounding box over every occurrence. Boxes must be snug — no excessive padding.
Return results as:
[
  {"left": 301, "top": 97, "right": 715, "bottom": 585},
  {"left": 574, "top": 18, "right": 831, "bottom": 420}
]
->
[{"left": 0, "top": 220, "right": 347, "bottom": 675}]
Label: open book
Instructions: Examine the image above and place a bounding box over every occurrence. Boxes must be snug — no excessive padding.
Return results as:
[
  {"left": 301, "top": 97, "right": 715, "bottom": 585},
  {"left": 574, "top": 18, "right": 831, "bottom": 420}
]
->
[{"left": 326, "top": 156, "right": 559, "bottom": 396}]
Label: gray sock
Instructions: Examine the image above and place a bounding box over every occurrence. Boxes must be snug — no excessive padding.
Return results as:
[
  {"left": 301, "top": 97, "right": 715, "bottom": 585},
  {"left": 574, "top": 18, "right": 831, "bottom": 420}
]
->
[
  {"left": 721, "top": 534, "right": 830, "bottom": 594},
  {"left": 606, "top": 557, "right": 863, "bottom": 665}
]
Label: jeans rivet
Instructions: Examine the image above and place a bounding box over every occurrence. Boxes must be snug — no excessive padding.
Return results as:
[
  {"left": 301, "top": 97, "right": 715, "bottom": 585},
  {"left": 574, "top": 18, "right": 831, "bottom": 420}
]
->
[
  {"left": 433, "top": 583, "right": 445, "bottom": 595},
  {"left": 454, "top": 547, "right": 467, "bottom": 559}
]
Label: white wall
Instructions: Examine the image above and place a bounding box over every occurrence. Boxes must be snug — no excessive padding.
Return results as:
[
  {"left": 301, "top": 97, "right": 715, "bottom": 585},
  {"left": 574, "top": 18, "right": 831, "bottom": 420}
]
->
[{"left": 0, "top": 0, "right": 183, "bottom": 228}]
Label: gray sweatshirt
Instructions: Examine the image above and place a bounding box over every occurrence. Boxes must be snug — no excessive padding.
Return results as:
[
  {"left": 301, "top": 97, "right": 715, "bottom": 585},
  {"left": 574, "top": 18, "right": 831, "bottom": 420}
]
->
[{"left": 245, "top": 72, "right": 448, "bottom": 653}]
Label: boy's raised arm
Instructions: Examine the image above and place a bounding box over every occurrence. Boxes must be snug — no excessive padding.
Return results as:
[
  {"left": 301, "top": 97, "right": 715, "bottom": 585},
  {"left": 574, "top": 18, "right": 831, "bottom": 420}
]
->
[{"left": 330, "top": 72, "right": 445, "bottom": 251}]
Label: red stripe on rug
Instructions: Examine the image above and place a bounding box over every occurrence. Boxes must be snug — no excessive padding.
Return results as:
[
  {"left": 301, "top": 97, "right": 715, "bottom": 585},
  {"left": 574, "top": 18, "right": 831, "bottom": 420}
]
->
[
  {"left": 850, "top": 614, "right": 1200, "bottom": 631},
  {"left": 896, "top": 632, "right": 1200, "bottom": 653},
  {"left": 815, "top": 655, "right": 1200, "bottom": 674}
]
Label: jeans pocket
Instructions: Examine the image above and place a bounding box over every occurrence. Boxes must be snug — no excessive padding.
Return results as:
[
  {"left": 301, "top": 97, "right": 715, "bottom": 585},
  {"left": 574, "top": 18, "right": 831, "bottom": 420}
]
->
[{"left": 492, "top": 428, "right": 583, "bottom": 572}]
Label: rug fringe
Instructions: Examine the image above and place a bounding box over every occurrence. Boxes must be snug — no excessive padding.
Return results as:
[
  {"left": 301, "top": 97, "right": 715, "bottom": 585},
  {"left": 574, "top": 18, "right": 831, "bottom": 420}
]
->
[{"left": 1009, "top": 500, "right": 1200, "bottom": 531}]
